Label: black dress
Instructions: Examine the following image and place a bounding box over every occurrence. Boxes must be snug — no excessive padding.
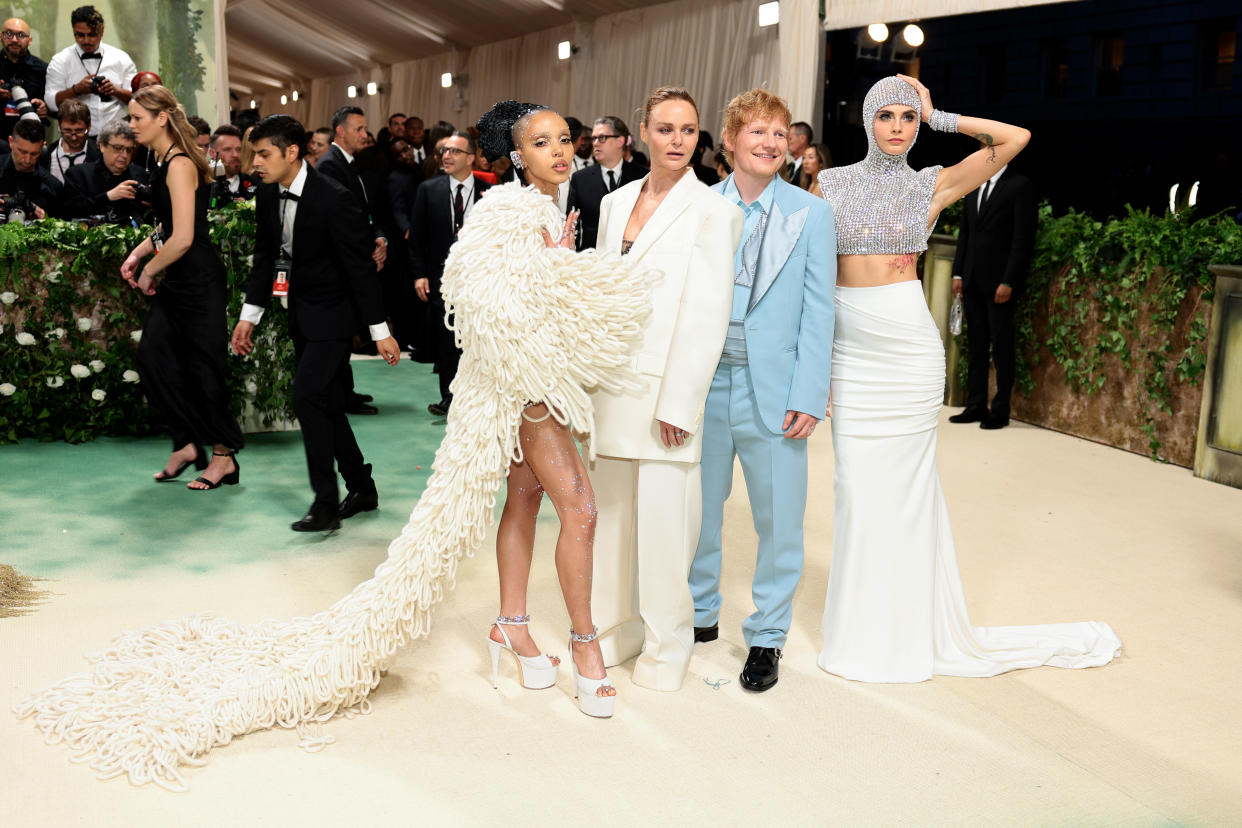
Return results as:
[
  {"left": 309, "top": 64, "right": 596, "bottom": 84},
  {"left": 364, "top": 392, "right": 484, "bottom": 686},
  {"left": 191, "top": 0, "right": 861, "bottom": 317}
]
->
[{"left": 135, "top": 153, "right": 244, "bottom": 452}]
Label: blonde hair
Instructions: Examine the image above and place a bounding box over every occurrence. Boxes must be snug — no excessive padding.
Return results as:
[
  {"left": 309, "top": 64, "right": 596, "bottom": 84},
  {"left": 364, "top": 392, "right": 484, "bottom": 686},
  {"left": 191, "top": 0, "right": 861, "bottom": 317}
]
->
[
  {"left": 131, "top": 85, "right": 212, "bottom": 184},
  {"left": 641, "top": 86, "right": 699, "bottom": 126},
  {"left": 721, "top": 88, "right": 793, "bottom": 167},
  {"left": 240, "top": 126, "right": 255, "bottom": 175}
]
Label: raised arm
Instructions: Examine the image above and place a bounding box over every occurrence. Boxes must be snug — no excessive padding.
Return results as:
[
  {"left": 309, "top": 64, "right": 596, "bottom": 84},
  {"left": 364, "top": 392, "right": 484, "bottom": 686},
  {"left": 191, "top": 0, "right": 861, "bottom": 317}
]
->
[{"left": 895, "top": 74, "right": 1031, "bottom": 223}]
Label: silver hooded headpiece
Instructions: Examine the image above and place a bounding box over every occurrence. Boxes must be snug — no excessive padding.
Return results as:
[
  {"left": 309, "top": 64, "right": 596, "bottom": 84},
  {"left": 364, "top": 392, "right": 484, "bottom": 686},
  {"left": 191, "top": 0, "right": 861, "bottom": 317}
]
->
[{"left": 818, "top": 76, "right": 941, "bottom": 255}]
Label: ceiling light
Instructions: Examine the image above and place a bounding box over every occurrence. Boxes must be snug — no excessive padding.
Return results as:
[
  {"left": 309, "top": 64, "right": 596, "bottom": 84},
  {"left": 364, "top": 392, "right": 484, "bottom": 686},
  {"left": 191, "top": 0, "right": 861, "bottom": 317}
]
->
[
  {"left": 758, "top": 1, "right": 779, "bottom": 27},
  {"left": 902, "top": 24, "right": 924, "bottom": 48},
  {"left": 280, "top": 94, "right": 287, "bottom": 105},
  {"left": 558, "top": 40, "right": 572, "bottom": 60},
  {"left": 347, "top": 85, "right": 357, "bottom": 98},
  {"left": 291, "top": 90, "right": 299, "bottom": 101},
  {"left": 441, "top": 73, "right": 452, "bottom": 88},
  {"left": 867, "top": 23, "right": 889, "bottom": 43},
  {"left": 249, "top": 99, "right": 256, "bottom": 109},
  {"left": 366, "top": 81, "right": 378, "bottom": 96}
]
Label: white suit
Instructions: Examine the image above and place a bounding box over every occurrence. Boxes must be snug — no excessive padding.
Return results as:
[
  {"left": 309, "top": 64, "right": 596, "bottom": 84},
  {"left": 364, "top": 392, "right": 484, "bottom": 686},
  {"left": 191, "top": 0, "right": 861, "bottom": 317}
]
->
[{"left": 589, "top": 169, "right": 742, "bottom": 690}]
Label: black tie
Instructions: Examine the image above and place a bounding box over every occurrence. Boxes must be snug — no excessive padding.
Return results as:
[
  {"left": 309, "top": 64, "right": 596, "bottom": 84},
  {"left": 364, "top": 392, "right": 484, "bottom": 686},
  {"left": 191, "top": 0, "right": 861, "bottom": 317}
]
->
[
  {"left": 607, "top": 170, "right": 617, "bottom": 192},
  {"left": 453, "top": 183, "right": 465, "bottom": 236},
  {"left": 979, "top": 180, "right": 993, "bottom": 212},
  {"left": 279, "top": 190, "right": 299, "bottom": 201}
]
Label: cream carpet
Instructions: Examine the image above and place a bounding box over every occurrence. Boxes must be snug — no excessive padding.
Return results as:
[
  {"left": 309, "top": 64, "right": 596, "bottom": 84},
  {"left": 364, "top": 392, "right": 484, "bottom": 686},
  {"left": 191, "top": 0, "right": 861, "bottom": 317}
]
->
[{"left": 3, "top": 397, "right": 1240, "bottom": 826}]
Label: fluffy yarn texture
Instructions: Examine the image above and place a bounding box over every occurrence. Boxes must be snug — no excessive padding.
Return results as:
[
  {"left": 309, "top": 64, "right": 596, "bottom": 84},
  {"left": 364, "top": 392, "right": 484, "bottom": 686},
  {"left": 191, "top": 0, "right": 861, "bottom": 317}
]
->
[
  {"left": 12, "top": 181, "right": 651, "bottom": 791},
  {"left": 476, "top": 99, "right": 544, "bottom": 162}
]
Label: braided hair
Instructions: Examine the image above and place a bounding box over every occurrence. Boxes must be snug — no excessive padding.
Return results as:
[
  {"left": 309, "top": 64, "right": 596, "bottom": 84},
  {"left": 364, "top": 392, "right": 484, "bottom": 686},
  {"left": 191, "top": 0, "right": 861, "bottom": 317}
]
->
[{"left": 476, "top": 100, "right": 546, "bottom": 164}]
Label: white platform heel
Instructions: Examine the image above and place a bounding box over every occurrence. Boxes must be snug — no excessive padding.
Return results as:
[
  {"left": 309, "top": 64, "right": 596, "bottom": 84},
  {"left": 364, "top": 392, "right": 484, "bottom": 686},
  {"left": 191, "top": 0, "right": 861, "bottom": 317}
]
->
[
  {"left": 488, "top": 615, "right": 559, "bottom": 690},
  {"left": 569, "top": 626, "right": 616, "bottom": 718}
]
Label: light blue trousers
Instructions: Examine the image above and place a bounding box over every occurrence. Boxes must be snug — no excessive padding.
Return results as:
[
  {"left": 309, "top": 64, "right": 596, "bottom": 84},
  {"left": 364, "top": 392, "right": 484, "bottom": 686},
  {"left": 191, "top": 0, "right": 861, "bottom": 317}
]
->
[{"left": 690, "top": 363, "right": 809, "bottom": 649}]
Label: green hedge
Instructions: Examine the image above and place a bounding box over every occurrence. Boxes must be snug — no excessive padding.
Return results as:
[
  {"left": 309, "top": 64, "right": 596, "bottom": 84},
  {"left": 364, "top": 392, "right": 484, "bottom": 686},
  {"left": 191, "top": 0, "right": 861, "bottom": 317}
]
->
[{"left": 0, "top": 202, "right": 295, "bottom": 443}]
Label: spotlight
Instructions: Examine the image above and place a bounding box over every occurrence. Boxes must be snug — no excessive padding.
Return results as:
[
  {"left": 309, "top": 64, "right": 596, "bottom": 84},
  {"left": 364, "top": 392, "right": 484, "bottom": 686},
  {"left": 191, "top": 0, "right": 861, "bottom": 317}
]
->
[
  {"left": 758, "top": 1, "right": 779, "bottom": 27},
  {"left": 347, "top": 85, "right": 357, "bottom": 98},
  {"left": 902, "top": 24, "right": 924, "bottom": 48},
  {"left": 558, "top": 40, "right": 572, "bottom": 60},
  {"left": 280, "top": 94, "right": 287, "bottom": 105},
  {"left": 867, "top": 23, "right": 889, "bottom": 43},
  {"left": 366, "top": 81, "right": 378, "bottom": 96},
  {"left": 291, "top": 90, "right": 299, "bottom": 101},
  {"left": 441, "top": 73, "right": 452, "bottom": 88},
  {"left": 249, "top": 98, "right": 256, "bottom": 109}
]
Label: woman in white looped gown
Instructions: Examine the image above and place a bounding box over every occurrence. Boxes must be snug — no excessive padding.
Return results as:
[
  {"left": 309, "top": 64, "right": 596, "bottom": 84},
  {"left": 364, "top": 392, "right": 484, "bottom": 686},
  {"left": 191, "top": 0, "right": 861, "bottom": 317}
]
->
[{"left": 815, "top": 75, "right": 1122, "bottom": 683}]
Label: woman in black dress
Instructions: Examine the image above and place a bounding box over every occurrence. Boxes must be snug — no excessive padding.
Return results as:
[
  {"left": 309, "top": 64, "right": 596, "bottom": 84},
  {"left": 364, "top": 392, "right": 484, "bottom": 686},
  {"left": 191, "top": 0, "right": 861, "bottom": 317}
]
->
[{"left": 121, "top": 85, "right": 243, "bottom": 489}]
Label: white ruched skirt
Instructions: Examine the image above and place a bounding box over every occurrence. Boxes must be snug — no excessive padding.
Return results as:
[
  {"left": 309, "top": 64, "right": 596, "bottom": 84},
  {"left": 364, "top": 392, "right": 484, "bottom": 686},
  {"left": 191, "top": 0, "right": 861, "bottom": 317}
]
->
[{"left": 818, "top": 282, "right": 1121, "bottom": 683}]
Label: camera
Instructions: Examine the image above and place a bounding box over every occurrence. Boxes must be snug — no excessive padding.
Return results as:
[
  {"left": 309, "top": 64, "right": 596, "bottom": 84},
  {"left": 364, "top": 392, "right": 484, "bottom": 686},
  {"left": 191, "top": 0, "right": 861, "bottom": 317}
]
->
[
  {"left": 132, "top": 183, "right": 153, "bottom": 203},
  {"left": 89, "top": 75, "right": 112, "bottom": 102},
  {"left": 0, "top": 190, "right": 32, "bottom": 224},
  {"left": 1, "top": 82, "right": 41, "bottom": 122}
]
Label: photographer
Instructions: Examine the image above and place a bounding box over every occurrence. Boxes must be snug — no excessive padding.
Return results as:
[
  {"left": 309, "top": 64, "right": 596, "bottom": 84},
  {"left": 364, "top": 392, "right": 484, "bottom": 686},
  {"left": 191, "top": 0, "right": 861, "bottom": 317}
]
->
[
  {"left": 0, "top": 118, "right": 63, "bottom": 219},
  {"left": 207, "top": 124, "right": 256, "bottom": 205},
  {"left": 39, "top": 98, "right": 99, "bottom": 184},
  {"left": 62, "top": 117, "right": 148, "bottom": 223},
  {"left": 1, "top": 18, "right": 48, "bottom": 144},
  {"left": 45, "top": 5, "right": 136, "bottom": 137}
]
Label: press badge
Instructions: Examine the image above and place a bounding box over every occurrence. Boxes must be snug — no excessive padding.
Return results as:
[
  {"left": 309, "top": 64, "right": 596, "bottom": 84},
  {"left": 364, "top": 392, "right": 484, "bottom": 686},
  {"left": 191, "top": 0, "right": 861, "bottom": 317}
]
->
[{"left": 272, "top": 251, "right": 292, "bottom": 296}]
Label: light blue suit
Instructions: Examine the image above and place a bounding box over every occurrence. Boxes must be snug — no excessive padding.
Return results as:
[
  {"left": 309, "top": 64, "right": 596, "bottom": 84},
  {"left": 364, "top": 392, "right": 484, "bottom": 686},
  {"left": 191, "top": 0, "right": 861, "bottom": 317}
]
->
[{"left": 689, "top": 174, "right": 836, "bottom": 649}]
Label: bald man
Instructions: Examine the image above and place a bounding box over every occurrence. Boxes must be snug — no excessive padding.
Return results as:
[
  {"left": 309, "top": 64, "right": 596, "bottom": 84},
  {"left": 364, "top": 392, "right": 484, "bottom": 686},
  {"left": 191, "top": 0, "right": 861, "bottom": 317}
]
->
[{"left": 0, "top": 18, "right": 50, "bottom": 142}]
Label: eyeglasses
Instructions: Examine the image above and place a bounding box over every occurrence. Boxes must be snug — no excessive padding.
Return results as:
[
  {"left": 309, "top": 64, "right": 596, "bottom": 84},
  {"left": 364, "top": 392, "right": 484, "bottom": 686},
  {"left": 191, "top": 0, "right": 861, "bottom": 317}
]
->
[
  {"left": 104, "top": 143, "right": 135, "bottom": 154},
  {"left": 438, "top": 147, "right": 468, "bottom": 157},
  {"left": 1, "top": 30, "right": 31, "bottom": 40},
  {"left": 60, "top": 127, "right": 88, "bottom": 137},
  {"left": 590, "top": 134, "right": 621, "bottom": 143}
]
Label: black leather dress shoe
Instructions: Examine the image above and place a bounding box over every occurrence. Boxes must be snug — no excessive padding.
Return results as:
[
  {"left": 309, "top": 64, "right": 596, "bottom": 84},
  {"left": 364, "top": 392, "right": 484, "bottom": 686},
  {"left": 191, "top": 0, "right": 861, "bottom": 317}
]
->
[
  {"left": 740, "top": 646, "right": 781, "bottom": 692},
  {"left": 427, "top": 399, "right": 450, "bottom": 416},
  {"left": 355, "top": 393, "right": 374, "bottom": 403},
  {"left": 980, "top": 412, "right": 1010, "bottom": 430},
  {"left": 345, "top": 401, "right": 379, "bottom": 415},
  {"left": 338, "top": 488, "right": 379, "bottom": 519},
  {"left": 948, "top": 406, "right": 986, "bottom": 424},
  {"left": 693, "top": 624, "right": 719, "bottom": 643},
  {"left": 291, "top": 502, "right": 341, "bottom": 532}
]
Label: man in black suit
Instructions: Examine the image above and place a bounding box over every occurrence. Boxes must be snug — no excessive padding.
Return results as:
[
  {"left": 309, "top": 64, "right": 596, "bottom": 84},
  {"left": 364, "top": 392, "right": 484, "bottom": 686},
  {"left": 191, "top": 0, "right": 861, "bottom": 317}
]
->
[
  {"left": 566, "top": 115, "right": 646, "bottom": 250},
  {"left": 1, "top": 117, "right": 61, "bottom": 218},
  {"left": 207, "top": 124, "right": 257, "bottom": 205},
  {"left": 310, "top": 104, "right": 390, "bottom": 415},
  {"left": 39, "top": 98, "right": 98, "bottom": 185},
  {"left": 784, "top": 121, "right": 812, "bottom": 182},
  {"left": 231, "top": 115, "right": 401, "bottom": 533},
  {"left": 408, "top": 130, "right": 489, "bottom": 416},
  {"left": 61, "top": 115, "right": 147, "bottom": 222},
  {"left": 949, "top": 163, "right": 1037, "bottom": 430}
]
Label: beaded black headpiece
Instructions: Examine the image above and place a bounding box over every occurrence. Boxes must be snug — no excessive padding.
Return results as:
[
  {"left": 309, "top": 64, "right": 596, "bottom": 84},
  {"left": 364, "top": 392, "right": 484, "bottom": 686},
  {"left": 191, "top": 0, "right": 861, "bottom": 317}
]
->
[{"left": 477, "top": 100, "right": 545, "bottom": 162}]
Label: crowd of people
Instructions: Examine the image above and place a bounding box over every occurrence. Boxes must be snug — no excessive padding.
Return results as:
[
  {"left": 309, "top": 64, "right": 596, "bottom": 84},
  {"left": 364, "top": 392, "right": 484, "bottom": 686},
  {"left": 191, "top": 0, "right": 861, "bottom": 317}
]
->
[{"left": 5, "top": 5, "right": 1119, "bottom": 729}]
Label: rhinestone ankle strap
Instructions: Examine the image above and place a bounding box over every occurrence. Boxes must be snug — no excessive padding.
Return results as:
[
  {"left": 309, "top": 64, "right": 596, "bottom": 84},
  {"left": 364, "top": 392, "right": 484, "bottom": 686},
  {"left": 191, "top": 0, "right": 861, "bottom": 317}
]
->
[
  {"left": 569, "top": 626, "right": 598, "bottom": 643},
  {"left": 496, "top": 614, "right": 530, "bottom": 625}
]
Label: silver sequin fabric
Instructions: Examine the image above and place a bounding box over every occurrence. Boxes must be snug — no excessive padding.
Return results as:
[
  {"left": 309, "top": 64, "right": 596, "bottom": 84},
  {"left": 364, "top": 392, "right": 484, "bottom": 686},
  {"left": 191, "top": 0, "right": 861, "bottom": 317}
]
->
[{"left": 818, "top": 76, "right": 942, "bottom": 256}]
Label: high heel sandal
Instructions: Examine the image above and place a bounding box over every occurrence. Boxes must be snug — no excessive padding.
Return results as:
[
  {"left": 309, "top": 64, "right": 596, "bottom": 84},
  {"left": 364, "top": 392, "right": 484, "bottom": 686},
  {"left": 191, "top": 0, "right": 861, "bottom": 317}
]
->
[
  {"left": 188, "top": 451, "right": 240, "bottom": 491},
  {"left": 488, "top": 615, "right": 559, "bottom": 690},
  {"left": 154, "top": 445, "right": 207, "bottom": 482},
  {"left": 569, "top": 626, "right": 615, "bottom": 719}
]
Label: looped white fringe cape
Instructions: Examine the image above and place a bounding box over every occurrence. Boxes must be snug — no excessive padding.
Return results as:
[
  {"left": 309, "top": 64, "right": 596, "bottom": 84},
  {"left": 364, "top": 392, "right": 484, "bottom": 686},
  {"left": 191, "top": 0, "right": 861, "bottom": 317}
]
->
[{"left": 13, "top": 182, "right": 652, "bottom": 791}]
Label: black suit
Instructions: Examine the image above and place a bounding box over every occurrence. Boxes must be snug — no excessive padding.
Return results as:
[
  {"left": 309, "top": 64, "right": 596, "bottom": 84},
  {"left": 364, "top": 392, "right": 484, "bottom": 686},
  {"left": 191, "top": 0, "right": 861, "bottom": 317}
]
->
[
  {"left": 0, "top": 153, "right": 63, "bottom": 217},
  {"left": 39, "top": 138, "right": 101, "bottom": 181},
  {"left": 61, "top": 159, "right": 148, "bottom": 222},
  {"left": 244, "top": 165, "right": 385, "bottom": 505},
  {"left": 566, "top": 159, "right": 646, "bottom": 250},
  {"left": 951, "top": 170, "right": 1036, "bottom": 417},
  {"left": 209, "top": 172, "right": 259, "bottom": 206},
  {"left": 316, "top": 144, "right": 386, "bottom": 243},
  {"left": 408, "top": 173, "right": 490, "bottom": 404}
]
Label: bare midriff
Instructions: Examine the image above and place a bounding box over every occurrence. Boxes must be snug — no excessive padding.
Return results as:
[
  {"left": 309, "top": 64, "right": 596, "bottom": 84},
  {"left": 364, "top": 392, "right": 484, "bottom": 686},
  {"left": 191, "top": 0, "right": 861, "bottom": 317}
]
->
[{"left": 836, "top": 252, "right": 922, "bottom": 287}]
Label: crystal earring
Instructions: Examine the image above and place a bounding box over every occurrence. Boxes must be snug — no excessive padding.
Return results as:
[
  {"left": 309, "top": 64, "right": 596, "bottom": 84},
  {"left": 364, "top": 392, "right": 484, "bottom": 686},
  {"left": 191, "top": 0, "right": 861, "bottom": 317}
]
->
[{"left": 509, "top": 150, "right": 524, "bottom": 170}]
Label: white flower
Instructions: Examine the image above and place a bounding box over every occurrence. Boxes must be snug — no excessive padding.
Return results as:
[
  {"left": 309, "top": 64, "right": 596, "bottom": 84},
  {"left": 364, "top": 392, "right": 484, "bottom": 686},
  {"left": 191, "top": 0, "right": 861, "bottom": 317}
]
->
[
  {"left": 0, "top": 383, "right": 15, "bottom": 396},
  {"left": 0, "top": 291, "right": 16, "bottom": 304},
  {"left": 245, "top": 254, "right": 254, "bottom": 268},
  {"left": 89, "top": 360, "right": 105, "bottom": 373},
  {"left": 130, "top": 330, "right": 143, "bottom": 343},
  {"left": 245, "top": 381, "right": 258, "bottom": 394},
  {"left": 50, "top": 327, "right": 66, "bottom": 339},
  {"left": 77, "top": 317, "right": 93, "bottom": 332},
  {"left": 46, "top": 270, "right": 61, "bottom": 284},
  {"left": 15, "top": 332, "right": 35, "bottom": 345},
  {"left": 91, "top": 388, "right": 106, "bottom": 401},
  {"left": 70, "top": 364, "right": 91, "bottom": 379},
  {"left": 46, "top": 376, "right": 64, "bottom": 388},
  {"left": 122, "top": 370, "right": 140, "bottom": 383}
]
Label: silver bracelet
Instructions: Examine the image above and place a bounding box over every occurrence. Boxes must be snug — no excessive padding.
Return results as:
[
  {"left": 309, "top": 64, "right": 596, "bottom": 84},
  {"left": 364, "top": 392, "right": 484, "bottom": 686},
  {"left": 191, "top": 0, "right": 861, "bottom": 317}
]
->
[{"left": 928, "top": 109, "right": 959, "bottom": 133}]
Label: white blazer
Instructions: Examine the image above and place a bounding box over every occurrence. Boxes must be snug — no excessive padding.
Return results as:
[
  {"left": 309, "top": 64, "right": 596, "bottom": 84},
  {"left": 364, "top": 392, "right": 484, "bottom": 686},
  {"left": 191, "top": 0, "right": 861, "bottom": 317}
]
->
[{"left": 590, "top": 169, "right": 743, "bottom": 463}]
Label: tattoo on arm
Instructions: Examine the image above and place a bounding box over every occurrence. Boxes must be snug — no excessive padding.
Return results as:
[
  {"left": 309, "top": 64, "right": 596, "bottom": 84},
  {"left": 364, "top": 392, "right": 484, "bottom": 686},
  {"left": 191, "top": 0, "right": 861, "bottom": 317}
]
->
[{"left": 973, "top": 132, "right": 997, "bottom": 163}]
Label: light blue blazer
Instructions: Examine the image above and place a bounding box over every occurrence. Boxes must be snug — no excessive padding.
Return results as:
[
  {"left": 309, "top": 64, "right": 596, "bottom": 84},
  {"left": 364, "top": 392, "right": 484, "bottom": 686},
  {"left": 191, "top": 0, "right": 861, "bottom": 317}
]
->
[{"left": 711, "top": 175, "right": 837, "bottom": 434}]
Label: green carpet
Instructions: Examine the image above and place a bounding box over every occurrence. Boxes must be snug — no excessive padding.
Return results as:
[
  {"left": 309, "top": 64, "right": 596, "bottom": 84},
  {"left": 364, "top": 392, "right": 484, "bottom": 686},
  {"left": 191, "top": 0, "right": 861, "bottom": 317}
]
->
[{"left": 1, "top": 358, "right": 451, "bottom": 579}]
